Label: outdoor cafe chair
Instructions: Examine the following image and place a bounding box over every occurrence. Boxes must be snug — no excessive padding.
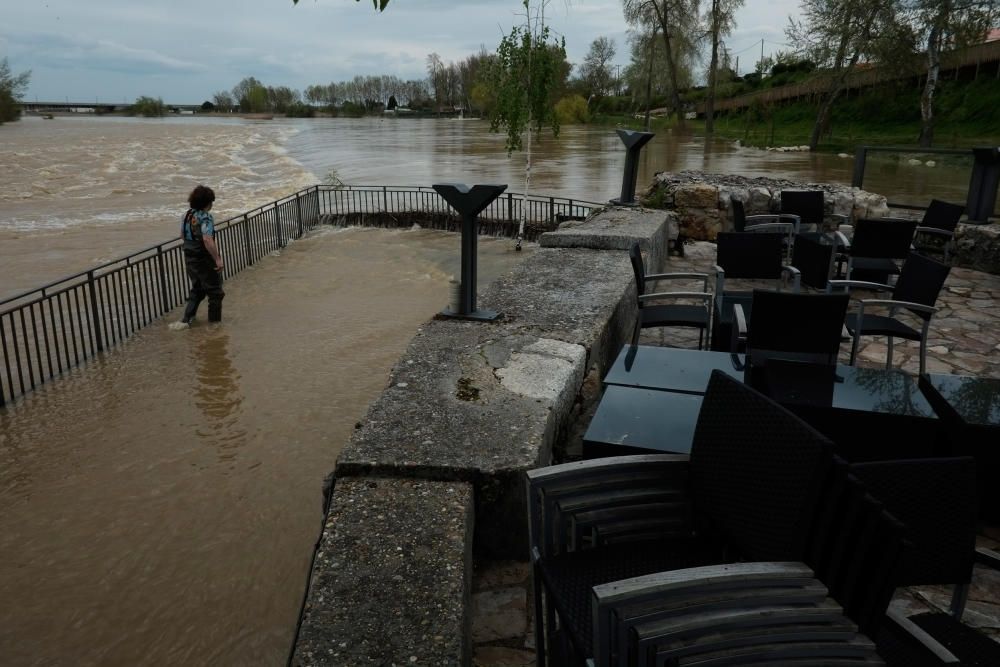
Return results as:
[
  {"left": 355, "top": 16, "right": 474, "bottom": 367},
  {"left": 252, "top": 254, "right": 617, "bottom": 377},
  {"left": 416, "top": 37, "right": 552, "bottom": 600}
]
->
[
  {"left": 850, "top": 457, "right": 1000, "bottom": 666},
  {"left": 829, "top": 252, "right": 951, "bottom": 376},
  {"left": 730, "top": 196, "right": 798, "bottom": 263},
  {"left": 781, "top": 189, "right": 850, "bottom": 233},
  {"left": 731, "top": 289, "right": 850, "bottom": 368},
  {"left": 711, "top": 232, "right": 801, "bottom": 351},
  {"left": 882, "top": 199, "right": 965, "bottom": 263},
  {"left": 629, "top": 242, "right": 712, "bottom": 350},
  {"left": 528, "top": 371, "right": 844, "bottom": 666},
  {"left": 842, "top": 218, "right": 919, "bottom": 284}
]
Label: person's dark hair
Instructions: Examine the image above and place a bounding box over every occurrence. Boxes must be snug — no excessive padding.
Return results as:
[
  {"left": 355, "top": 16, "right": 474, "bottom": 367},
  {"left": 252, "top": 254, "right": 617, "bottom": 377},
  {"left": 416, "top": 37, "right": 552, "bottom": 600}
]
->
[{"left": 188, "top": 185, "right": 216, "bottom": 211}]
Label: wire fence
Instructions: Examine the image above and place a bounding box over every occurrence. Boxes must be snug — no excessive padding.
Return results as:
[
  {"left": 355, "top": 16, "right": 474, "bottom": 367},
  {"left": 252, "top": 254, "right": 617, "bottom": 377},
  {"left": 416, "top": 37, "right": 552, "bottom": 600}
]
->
[{"left": 0, "top": 185, "right": 603, "bottom": 405}]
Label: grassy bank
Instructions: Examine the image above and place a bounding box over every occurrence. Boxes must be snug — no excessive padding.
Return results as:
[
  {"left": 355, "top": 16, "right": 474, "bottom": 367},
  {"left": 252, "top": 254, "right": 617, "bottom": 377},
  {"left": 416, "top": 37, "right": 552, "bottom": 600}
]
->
[{"left": 590, "top": 78, "right": 1000, "bottom": 153}]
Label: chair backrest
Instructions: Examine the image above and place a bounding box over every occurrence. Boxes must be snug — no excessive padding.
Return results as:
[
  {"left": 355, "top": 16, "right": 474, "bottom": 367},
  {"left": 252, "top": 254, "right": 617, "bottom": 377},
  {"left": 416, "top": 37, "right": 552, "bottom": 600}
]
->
[
  {"left": 850, "top": 457, "right": 977, "bottom": 587},
  {"left": 629, "top": 242, "right": 646, "bottom": 301},
  {"left": 850, "top": 218, "right": 918, "bottom": 260},
  {"left": 922, "top": 199, "right": 965, "bottom": 233},
  {"left": 892, "top": 251, "right": 952, "bottom": 320},
  {"left": 781, "top": 190, "right": 825, "bottom": 228},
  {"left": 689, "top": 371, "right": 834, "bottom": 562},
  {"left": 747, "top": 290, "right": 850, "bottom": 366},
  {"left": 716, "top": 232, "right": 786, "bottom": 281},
  {"left": 730, "top": 197, "right": 747, "bottom": 232}
]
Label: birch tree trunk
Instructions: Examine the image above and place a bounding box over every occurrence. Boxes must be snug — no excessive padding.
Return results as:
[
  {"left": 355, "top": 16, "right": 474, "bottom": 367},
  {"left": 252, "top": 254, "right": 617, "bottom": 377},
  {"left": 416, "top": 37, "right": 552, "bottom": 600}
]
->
[
  {"left": 919, "top": 23, "right": 942, "bottom": 148},
  {"left": 705, "top": 0, "right": 721, "bottom": 135}
]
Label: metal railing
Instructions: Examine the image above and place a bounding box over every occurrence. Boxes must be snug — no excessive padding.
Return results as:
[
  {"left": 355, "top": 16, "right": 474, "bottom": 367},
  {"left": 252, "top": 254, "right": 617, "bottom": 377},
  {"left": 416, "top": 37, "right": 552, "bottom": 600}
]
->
[{"left": 0, "top": 185, "right": 603, "bottom": 406}]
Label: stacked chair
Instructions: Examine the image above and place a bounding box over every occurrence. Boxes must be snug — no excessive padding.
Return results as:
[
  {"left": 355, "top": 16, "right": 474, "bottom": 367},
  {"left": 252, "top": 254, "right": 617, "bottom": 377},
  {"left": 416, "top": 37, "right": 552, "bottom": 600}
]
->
[{"left": 527, "top": 371, "right": 920, "bottom": 666}]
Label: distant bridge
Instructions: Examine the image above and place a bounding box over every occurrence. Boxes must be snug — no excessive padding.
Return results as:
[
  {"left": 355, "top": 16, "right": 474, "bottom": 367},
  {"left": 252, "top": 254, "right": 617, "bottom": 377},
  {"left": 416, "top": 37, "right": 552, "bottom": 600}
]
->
[{"left": 20, "top": 101, "right": 204, "bottom": 114}]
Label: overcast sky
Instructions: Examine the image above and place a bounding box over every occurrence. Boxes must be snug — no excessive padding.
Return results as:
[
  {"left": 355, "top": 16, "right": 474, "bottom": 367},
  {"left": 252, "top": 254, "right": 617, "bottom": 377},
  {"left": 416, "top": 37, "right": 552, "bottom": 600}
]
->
[{"left": 2, "top": 0, "right": 802, "bottom": 104}]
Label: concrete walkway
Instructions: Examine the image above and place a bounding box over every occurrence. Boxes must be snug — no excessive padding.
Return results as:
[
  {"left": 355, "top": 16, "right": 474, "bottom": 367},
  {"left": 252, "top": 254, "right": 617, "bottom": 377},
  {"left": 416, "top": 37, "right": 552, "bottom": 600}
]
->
[{"left": 470, "top": 240, "right": 1000, "bottom": 665}]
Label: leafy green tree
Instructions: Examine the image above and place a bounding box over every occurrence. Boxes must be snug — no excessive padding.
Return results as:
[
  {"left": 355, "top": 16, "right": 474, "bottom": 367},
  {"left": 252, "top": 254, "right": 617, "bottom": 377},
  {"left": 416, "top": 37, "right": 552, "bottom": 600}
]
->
[
  {"left": 489, "top": 0, "right": 565, "bottom": 248},
  {"left": 787, "top": 0, "right": 898, "bottom": 150},
  {"left": 0, "top": 58, "right": 31, "bottom": 124},
  {"left": 130, "top": 96, "right": 166, "bottom": 117},
  {"left": 554, "top": 94, "right": 591, "bottom": 123}
]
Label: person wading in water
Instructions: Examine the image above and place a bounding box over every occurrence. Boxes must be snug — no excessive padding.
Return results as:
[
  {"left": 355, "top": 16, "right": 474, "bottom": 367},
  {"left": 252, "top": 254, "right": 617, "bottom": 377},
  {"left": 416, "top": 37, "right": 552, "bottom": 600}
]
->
[{"left": 180, "top": 185, "right": 225, "bottom": 325}]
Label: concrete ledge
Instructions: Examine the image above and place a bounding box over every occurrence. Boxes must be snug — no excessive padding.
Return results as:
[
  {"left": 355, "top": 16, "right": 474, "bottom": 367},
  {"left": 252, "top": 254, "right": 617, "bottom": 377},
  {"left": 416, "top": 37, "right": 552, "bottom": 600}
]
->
[
  {"left": 295, "top": 210, "right": 671, "bottom": 663},
  {"left": 292, "top": 477, "right": 474, "bottom": 666},
  {"left": 539, "top": 206, "right": 677, "bottom": 252}
]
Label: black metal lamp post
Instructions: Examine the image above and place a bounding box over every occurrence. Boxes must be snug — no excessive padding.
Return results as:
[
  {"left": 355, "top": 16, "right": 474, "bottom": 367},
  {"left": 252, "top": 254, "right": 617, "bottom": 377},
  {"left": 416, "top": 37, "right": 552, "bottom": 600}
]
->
[
  {"left": 610, "top": 129, "right": 655, "bottom": 206},
  {"left": 432, "top": 183, "right": 507, "bottom": 321}
]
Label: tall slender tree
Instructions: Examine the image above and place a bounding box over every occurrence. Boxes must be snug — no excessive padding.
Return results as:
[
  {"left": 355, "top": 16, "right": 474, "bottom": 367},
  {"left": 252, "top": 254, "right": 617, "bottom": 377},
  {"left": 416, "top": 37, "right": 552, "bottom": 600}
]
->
[
  {"left": 703, "top": 0, "right": 744, "bottom": 135},
  {"left": 624, "top": 0, "right": 701, "bottom": 129}
]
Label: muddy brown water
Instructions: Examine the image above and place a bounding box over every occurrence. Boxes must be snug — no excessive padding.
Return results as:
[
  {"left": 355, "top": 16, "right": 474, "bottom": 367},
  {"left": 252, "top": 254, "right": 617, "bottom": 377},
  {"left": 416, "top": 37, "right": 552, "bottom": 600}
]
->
[{"left": 0, "top": 114, "right": 983, "bottom": 664}]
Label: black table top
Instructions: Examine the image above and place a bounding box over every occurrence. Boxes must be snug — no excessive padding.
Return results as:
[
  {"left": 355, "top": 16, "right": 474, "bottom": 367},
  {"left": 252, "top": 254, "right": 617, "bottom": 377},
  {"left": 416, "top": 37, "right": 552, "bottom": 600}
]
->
[
  {"left": 604, "top": 346, "right": 745, "bottom": 395},
  {"left": 921, "top": 373, "right": 1000, "bottom": 426},
  {"left": 605, "top": 346, "right": 936, "bottom": 419},
  {"left": 583, "top": 385, "right": 701, "bottom": 456}
]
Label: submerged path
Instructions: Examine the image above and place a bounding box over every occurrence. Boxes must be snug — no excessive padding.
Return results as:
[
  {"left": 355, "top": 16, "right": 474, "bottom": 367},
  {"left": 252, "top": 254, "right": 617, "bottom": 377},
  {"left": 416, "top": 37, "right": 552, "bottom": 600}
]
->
[{"left": 0, "top": 226, "right": 532, "bottom": 666}]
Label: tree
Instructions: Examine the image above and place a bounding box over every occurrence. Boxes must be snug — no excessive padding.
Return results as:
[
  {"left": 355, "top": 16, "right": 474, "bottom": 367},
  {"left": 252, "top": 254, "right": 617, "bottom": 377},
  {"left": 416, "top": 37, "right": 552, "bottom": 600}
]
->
[
  {"left": 703, "top": 0, "right": 744, "bottom": 135},
  {"left": 212, "top": 91, "right": 234, "bottom": 112},
  {"left": 130, "top": 96, "right": 166, "bottom": 117},
  {"left": 624, "top": 0, "right": 701, "bottom": 129},
  {"left": 292, "top": 0, "right": 391, "bottom": 10},
  {"left": 902, "top": 0, "right": 997, "bottom": 146},
  {"left": 489, "top": 0, "right": 565, "bottom": 248},
  {"left": 578, "top": 36, "right": 618, "bottom": 102},
  {"left": 0, "top": 58, "right": 31, "bottom": 124},
  {"left": 787, "top": 0, "right": 897, "bottom": 150}
]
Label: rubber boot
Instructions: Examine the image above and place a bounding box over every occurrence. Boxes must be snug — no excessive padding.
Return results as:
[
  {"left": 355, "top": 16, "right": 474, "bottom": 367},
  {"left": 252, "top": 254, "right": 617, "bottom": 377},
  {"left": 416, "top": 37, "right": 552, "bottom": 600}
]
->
[{"left": 183, "top": 297, "right": 202, "bottom": 323}]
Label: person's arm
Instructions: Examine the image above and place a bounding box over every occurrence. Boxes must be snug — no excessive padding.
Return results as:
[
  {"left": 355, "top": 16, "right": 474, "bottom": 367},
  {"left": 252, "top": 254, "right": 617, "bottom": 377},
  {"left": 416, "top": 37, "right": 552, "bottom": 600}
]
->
[{"left": 203, "top": 234, "right": 224, "bottom": 271}]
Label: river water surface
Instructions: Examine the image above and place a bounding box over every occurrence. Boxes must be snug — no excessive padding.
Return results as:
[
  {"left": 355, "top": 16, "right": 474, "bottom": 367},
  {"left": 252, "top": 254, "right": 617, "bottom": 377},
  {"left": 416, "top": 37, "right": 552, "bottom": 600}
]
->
[{"left": 0, "top": 114, "right": 980, "bottom": 665}]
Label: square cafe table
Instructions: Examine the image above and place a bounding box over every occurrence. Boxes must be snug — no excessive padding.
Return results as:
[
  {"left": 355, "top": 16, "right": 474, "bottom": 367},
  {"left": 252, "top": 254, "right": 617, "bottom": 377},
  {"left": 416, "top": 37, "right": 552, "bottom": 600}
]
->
[
  {"left": 585, "top": 345, "right": 942, "bottom": 461},
  {"left": 919, "top": 373, "right": 1000, "bottom": 522}
]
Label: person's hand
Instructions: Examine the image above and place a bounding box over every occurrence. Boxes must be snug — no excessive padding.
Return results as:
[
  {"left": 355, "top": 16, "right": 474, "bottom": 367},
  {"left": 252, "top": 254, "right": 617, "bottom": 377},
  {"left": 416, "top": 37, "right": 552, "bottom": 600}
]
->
[{"left": 216, "top": 262, "right": 225, "bottom": 272}]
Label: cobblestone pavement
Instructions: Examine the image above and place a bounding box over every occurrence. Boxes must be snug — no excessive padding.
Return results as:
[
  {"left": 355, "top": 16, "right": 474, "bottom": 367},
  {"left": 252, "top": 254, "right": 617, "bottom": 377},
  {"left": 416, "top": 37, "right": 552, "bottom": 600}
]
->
[{"left": 471, "top": 241, "right": 1000, "bottom": 664}]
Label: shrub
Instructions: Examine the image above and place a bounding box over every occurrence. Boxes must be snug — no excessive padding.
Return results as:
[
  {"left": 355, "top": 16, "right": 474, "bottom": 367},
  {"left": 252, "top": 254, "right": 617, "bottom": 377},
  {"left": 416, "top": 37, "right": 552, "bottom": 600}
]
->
[
  {"left": 554, "top": 95, "right": 591, "bottom": 124},
  {"left": 130, "top": 96, "right": 165, "bottom": 117},
  {"left": 285, "top": 102, "right": 315, "bottom": 118}
]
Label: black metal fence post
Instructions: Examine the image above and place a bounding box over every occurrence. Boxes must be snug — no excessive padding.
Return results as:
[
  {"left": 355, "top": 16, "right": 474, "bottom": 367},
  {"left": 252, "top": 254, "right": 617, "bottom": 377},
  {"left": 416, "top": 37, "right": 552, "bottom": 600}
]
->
[
  {"left": 295, "top": 193, "right": 304, "bottom": 238},
  {"left": 243, "top": 216, "right": 253, "bottom": 265},
  {"left": 156, "top": 246, "right": 169, "bottom": 313},
  {"left": 86, "top": 270, "right": 104, "bottom": 353},
  {"left": 275, "top": 208, "right": 284, "bottom": 249}
]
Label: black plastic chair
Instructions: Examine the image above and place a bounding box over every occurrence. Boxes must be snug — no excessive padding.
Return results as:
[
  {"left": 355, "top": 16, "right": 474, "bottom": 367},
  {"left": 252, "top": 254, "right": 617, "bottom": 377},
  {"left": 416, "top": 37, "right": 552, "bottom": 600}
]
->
[
  {"left": 883, "top": 200, "right": 964, "bottom": 262},
  {"left": 711, "top": 232, "right": 801, "bottom": 352},
  {"left": 730, "top": 197, "right": 798, "bottom": 263},
  {"left": 829, "top": 252, "right": 951, "bottom": 376},
  {"left": 629, "top": 242, "right": 712, "bottom": 349},
  {"left": 782, "top": 190, "right": 850, "bottom": 233},
  {"left": 733, "top": 289, "right": 850, "bottom": 368},
  {"left": 529, "top": 371, "right": 841, "bottom": 666},
  {"left": 843, "top": 218, "right": 919, "bottom": 284},
  {"left": 849, "top": 458, "right": 1000, "bottom": 666}
]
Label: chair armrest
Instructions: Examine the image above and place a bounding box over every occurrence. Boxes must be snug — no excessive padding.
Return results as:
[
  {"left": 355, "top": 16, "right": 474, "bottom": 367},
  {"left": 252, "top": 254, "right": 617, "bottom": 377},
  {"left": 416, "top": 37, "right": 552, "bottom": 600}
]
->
[
  {"left": 745, "top": 222, "right": 796, "bottom": 235},
  {"left": 857, "top": 299, "right": 938, "bottom": 316},
  {"left": 827, "top": 279, "right": 893, "bottom": 293},
  {"left": 731, "top": 303, "right": 748, "bottom": 353},
  {"left": 832, "top": 230, "right": 851, "bottom": 250},
  {"left": 829, "top": 213, "right": 850, "bottom": 227},
  {"left": 881, "top": 608, "right": 961, "bottom": 664},
  {"left": 714, "top": 265, "right": 725, "bottom": 297},
  {"left": 915, "top": 226, "right": 955, "bottom": 239},
  {"left": 976, "top": 547, "right": 1000, "bottom": 571},
  {"left": 781, "top": 265, "right": 801, "bottom": 292},
  {"left": 639, "top": 291, "right": 712, "bottom": 305},
  {"left": 527, "top": 455, "right": 691, "bottom": 561},
  {"left": 644, "top": 271, "right": 710, "bottom": 291}
]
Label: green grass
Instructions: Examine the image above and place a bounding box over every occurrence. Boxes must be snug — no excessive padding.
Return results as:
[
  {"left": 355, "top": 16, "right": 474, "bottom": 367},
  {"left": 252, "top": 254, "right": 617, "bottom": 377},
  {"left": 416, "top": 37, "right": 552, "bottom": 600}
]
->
[{"left": 590, "top": 78, "right": 1000, "bottom": 153}]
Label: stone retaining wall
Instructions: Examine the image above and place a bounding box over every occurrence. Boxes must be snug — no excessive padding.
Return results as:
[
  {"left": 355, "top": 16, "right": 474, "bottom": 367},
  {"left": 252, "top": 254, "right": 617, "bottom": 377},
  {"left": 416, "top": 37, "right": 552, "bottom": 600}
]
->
[
  {"left": 643, "top": 170, "right": 1000, "bottom": 275},
  {"left": 292, "top": 207, "right": 677, "bottom": 665}
]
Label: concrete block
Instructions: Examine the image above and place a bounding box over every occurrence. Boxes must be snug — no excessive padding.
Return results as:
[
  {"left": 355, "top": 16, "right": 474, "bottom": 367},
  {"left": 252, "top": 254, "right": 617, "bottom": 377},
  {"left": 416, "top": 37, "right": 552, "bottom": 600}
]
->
[
  {"left": 292, "top": 477, "right": 474, "bottom": 667},
  {"left": 539, "top": 207, "right": 675, "bottom": 250}
]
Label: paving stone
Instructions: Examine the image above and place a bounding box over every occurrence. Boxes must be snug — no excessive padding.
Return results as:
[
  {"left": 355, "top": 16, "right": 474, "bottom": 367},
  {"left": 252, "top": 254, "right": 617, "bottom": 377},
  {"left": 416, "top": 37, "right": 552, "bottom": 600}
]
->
[
  {"left": 471, "top": 588, "right": 527, "bottom": 643},
  {"left": 473, "top": 646, "right": 535, "bottom": 667}
]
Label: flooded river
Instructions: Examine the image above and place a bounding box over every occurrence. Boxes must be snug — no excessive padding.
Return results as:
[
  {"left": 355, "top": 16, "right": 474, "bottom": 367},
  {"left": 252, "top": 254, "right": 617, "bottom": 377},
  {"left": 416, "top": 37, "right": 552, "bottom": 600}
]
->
[{"left": 0, "top": 113, "right": 983, "bottom": 665}]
